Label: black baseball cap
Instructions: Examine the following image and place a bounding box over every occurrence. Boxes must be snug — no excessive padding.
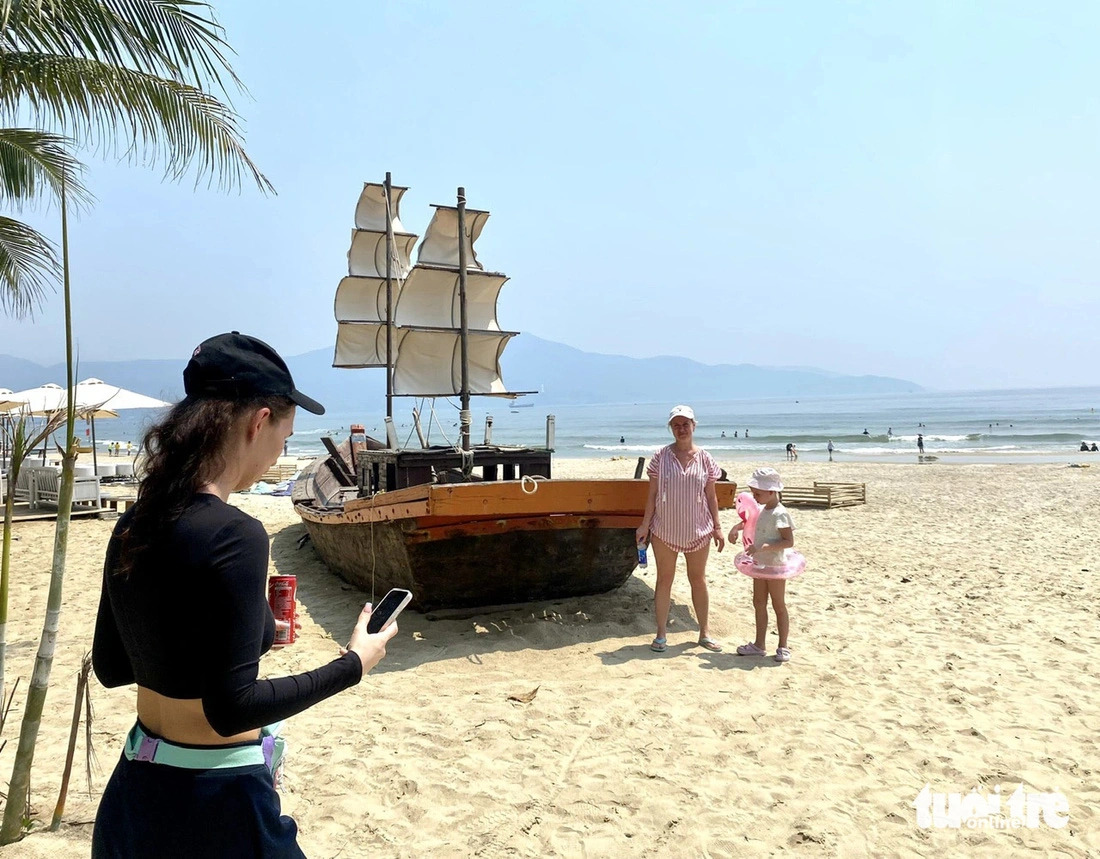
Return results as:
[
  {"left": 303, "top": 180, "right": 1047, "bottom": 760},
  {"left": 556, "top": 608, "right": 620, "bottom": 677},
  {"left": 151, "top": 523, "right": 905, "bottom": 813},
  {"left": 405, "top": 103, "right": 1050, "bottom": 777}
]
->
[{"left": 183, "top": 332, "right": 325, "bottom": 415}]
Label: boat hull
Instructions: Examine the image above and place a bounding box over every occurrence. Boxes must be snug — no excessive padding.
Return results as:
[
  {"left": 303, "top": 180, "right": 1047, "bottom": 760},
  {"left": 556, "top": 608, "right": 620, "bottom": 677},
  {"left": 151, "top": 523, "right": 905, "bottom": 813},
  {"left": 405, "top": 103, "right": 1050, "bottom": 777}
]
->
[
  {"left": 293, "top": 456, "right": 736, "bottom": 611},
  {"left": 299, "top": 513, "right": 639, "bottom": 611}
]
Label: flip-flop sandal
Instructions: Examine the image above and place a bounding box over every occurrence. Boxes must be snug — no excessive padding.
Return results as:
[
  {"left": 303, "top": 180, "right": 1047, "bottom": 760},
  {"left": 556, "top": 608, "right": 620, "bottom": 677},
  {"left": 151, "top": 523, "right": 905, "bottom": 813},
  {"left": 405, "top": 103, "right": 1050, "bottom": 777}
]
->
[
  {"left": 735, "top": 642, "right": 767, "bottom": 656},
  {"left": 650, "top": 637, "right": 668, "bottom": 653},
  {"left": 698, "top": 637, "right": 723, "bottom": 652}
]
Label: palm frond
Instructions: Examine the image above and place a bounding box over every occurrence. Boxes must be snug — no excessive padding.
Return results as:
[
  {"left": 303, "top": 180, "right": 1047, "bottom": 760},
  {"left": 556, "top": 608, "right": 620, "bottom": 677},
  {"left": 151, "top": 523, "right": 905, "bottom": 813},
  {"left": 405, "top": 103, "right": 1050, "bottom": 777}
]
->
[
  {"left": 0, "top": 0, "right": 243, "bottom": 97},
  {"left": 0, "top": 53, "right": 273, "bottom": 193},
  {"left": 0, "top": 127, "right": 90, "bottom": 209},
  {"left": 0, "top": 214, "right": 59, "bottom": 318}
]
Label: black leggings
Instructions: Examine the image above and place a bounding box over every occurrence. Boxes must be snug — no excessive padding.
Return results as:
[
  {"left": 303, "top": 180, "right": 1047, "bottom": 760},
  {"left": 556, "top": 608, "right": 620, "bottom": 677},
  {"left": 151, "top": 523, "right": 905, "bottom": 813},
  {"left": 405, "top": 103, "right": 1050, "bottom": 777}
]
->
[{"left": 92, "top": 750, "right": 304, "bottom": 858}]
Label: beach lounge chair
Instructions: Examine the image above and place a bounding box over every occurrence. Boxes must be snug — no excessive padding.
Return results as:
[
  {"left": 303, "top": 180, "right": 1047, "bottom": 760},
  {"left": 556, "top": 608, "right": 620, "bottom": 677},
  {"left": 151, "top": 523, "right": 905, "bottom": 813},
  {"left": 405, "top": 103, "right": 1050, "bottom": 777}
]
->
[
  {"left": 32, "top": 469, "right": 102, "bottom": 511},
  {"left": 11, "top": 466, "right": 53, "bottom": 505}
]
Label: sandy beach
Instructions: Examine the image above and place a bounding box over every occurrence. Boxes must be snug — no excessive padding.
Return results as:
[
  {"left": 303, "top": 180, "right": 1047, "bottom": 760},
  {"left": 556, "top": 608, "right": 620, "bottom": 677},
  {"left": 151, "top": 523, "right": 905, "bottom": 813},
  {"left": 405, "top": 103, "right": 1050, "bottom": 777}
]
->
[{"left": 0, "top": 457, "right": 1096, "bottom": 857}]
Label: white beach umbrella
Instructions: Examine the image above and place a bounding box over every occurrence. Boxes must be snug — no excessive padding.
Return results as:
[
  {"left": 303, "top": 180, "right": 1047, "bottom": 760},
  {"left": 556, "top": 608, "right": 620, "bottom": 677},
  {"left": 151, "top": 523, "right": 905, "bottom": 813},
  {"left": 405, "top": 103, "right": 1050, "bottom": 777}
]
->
[
  {"left": 71, "top": 378, "right": 173, "bottom": 470},
  {"left": 72, "top": 378, "right": 173, "bottom": 412},
  {"left": 0, "top": 383, "right": 67, "bottom": 414},
  {"left": 0, "top": 383, "right": 117, "bottom": 466},
  {"left": 0, "top": 383, "right": 117, "bottom": 417}
]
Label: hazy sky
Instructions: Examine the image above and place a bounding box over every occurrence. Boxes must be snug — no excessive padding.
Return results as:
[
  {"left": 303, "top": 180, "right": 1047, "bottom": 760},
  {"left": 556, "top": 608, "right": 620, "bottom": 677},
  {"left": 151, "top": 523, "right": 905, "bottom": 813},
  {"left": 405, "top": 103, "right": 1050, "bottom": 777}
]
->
[{"left": 2, "top": 0, "right": 1097, "bottom": 391}]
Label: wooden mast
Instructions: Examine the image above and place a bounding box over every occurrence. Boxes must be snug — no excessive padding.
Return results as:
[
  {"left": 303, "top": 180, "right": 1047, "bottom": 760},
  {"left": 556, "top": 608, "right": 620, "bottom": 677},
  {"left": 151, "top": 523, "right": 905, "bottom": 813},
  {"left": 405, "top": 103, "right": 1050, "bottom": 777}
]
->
[
  {"left": 384, "top": 172, "right": 395, "bottom": 421},
  {"left": 457, "top": 187, "right": 471, "bottom": 452}
]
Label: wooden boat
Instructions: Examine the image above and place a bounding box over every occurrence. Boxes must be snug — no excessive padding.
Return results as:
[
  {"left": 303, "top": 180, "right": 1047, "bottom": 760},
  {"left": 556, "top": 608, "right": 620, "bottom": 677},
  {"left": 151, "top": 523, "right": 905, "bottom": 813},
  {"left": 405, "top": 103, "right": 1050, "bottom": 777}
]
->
[
  {"left": 293, "top": 176, "right": 734, "bottom": 610},
  {"left": 293, "top": 442, "right": 736, "bottom": 611}
]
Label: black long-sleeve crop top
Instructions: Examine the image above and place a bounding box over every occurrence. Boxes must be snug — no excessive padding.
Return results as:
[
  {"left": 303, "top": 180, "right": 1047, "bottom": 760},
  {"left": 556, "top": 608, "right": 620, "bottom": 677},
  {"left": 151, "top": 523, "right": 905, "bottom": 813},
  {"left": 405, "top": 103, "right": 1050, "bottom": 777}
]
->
[{"left": 93, "top": 493, "right": 362, "bottom": 736}]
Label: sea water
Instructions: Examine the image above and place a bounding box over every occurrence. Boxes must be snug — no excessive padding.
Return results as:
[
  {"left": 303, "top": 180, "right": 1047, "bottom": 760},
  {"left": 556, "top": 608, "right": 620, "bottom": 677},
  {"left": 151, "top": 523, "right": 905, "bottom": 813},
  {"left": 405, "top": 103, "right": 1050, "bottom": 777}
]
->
[{"left": 87, "top": 386, "right": 1100, "bottom": 465}]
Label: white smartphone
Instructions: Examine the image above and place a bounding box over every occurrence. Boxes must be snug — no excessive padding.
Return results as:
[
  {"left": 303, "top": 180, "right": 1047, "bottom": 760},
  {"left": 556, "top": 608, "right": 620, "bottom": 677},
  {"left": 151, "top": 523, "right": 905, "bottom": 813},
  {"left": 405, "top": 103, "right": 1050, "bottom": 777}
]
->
[{"left": 366, "top": 588, "right": 413, "bottom": 634}]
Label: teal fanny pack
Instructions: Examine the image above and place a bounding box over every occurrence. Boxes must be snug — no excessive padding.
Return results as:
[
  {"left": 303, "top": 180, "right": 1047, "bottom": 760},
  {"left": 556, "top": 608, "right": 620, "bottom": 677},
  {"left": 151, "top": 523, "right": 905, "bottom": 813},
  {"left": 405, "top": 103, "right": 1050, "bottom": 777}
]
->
[{"left": 124, "top": 721, "right": 287, "bottom": 783}]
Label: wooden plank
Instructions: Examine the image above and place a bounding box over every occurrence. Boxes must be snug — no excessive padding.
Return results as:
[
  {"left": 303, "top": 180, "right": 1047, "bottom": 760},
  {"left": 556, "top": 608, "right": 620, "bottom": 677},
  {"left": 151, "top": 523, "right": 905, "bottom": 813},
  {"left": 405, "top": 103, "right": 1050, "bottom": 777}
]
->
[
  {"left": 405, "top": 513, "right": 640, "bottom": 544},
  {"left": 338, "top": 499, "right": 432, "bottom": 524},
  {"left": 344, "top": 482, "right": 433, "bottom": 513},
  {"left": 427, "top": 479, "right": 647, "bottom": 517},
  {"left": 716, "top": 482, "right": 736, "bottom": 507},
  {"left": 423, "top": 479, "right": 648, "bottom": 518},
  {"left": 780, "top": 481, "right": 865, "bottom": 509},
  {"left": 321, "top": 438, "right": 356, "bottom": 486},
  {"left": 339, "top": 479, "right": 736, "bottom": 522}
]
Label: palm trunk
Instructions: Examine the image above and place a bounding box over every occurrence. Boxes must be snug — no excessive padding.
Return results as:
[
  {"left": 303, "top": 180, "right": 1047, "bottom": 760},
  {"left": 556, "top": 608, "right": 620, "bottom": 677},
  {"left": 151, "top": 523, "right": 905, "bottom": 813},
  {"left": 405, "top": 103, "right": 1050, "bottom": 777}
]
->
[
  {"left": 0, "top": 486, "right": 15, "bottom": 707},
  {"left": 1, "top": 186, "right": 76, "bottom": 844},
  {"left": 1, "top": 419, "right": 63, "bottom": 711},
  {"left": 0, "top": 434, "right": 23, "bottom": 707}
]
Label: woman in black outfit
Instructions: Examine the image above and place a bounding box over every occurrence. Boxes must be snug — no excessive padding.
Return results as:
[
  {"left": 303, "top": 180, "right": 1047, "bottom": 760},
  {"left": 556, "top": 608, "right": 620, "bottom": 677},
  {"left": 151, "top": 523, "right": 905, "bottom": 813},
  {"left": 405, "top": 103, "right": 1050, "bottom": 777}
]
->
[{"left": 92, "top": 333, "right": 397, "bottom": 857}]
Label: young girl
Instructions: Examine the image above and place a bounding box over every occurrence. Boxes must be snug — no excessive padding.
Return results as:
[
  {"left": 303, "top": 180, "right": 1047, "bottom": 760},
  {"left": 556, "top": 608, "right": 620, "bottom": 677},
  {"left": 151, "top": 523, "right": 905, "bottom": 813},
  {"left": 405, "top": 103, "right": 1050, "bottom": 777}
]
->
[{"left": 727, "top": 467, "right": 795, "bottom": 662}]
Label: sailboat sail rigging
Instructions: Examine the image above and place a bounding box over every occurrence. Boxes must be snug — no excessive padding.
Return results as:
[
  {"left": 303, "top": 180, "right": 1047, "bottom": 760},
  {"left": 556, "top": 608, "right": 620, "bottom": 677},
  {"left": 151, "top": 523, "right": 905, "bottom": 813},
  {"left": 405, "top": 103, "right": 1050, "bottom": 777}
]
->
[
  {"left": 333, "top": 181, "right": 519, "bottom": 397},
  {"left": 296, "top": 175, "right": 737, "bottom": 612}
]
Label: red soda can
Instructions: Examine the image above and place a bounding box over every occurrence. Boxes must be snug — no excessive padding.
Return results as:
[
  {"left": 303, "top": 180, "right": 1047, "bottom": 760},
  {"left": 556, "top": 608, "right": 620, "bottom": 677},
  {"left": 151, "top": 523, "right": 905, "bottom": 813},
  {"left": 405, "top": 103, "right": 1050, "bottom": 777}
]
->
[{"left": 268, "top": 575, "right": 297, "bottom": 644}]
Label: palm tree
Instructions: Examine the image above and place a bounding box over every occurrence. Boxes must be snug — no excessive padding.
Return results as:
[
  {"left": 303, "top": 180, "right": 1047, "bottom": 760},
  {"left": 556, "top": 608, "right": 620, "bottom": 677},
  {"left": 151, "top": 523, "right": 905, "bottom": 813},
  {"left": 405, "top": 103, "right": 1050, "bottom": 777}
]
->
[
  {"left": 0, "top": 128, "right": 85, "bottom": 316},
  {"left": 0, "top": 0, "right": 273, "bottom": 310},
  {"left": 0, "top": 409, "right": 65, "bottom": 703},
  {"left": 0, "top": 1, "right": 272, "bottom": 841}
]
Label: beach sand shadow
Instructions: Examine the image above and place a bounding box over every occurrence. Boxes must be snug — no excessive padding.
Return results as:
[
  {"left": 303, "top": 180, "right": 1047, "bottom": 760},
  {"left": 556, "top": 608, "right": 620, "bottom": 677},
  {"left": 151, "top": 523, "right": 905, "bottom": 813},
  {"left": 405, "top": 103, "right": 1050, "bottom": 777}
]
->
[{"left": 270, "top": 523, "right": 704, "bottom": 673}]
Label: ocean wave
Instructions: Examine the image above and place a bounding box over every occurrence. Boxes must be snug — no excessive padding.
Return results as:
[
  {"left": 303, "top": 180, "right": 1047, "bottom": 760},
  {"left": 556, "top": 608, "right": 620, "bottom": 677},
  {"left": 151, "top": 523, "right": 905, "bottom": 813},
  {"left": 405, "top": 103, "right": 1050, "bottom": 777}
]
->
[{"left": 582, "top": 444, "right": 663, "bottom": 452}]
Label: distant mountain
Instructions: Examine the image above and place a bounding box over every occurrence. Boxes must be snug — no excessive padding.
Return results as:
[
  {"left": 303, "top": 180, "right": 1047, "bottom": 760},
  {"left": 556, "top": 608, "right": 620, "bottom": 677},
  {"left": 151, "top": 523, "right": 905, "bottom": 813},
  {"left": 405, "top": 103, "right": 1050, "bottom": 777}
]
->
[
  {"left": 0, "top": 356, "right": 185, "bottom": 402},
  {"left": 504, "top": 336, "right": 921, "bottom": 403},
  {"left": 0, "top": 334, "right": 921, "bottom": 408}
]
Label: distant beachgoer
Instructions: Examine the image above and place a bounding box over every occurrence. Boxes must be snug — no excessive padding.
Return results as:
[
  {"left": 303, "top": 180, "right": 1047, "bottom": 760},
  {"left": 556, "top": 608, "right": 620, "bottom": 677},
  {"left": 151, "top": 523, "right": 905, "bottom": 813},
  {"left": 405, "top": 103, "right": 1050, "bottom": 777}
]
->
[
  {"left": 862, "top": 428, "right": 870, "bottom": 436},
  {"left": 619, "top": 436, "right": 625, "bottom": 444},
  {"left": 917, "top": 434, "right": 925, "bottom": 454},
  {"left": 1082, "top": 442, "right": 1091, "bottom": 452},
  {"left": 734, "top": 431, "right": 738, "bottom": 438},
  {"left": 720, "top": 431, "right": 726, "bottom": 438},
  {"left": 730, "top": 468, "right": 795, "bottom": 663},
  {"left": 744, "top": 429, "right": 749, "bottom": 438},
  {"left": 283, "top": 440, "right": 289, "bottom": 456},
  {"left": 92, "top": 332, "right": 397, "bottom": 857},
  {"left": 827, "top": 440, "right": 834, "bottom": 462},
  {"left": 887, "top": 427, "right": 893, "bottom": 436},
  {"left": 637, "top": 405, "right": 725, "bottom": 654},
  {"left": 1092, "top": 443, "right": 1099, "bottom": 452},
  {"left": 785, "top": 442, "right": 794, "bottom": 461}
]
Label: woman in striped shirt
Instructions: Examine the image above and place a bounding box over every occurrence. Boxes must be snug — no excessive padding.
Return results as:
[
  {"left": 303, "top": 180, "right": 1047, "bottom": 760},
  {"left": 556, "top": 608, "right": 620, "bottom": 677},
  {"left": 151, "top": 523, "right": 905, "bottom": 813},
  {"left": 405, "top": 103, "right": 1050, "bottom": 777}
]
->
[{"left": 636, "top": 405, "right": 725, "bottom": 653}]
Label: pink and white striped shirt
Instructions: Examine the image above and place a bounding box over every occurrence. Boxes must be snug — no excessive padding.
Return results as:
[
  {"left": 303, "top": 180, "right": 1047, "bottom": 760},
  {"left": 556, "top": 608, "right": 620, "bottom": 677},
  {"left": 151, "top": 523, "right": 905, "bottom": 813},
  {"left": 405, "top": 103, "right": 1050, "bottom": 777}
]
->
[{"left": 647, "top": 445, "right": 722, "bottom": 552}]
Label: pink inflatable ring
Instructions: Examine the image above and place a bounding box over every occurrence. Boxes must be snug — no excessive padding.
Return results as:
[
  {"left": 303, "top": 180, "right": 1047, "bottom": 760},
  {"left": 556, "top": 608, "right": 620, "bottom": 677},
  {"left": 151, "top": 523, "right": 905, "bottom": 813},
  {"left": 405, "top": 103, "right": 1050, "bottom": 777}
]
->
[
  {"left": 733, "top": 490, "right": 806, "bottom": 578},
  {"left": 734, "top": 551, "right": 806, "bottom": 580}
]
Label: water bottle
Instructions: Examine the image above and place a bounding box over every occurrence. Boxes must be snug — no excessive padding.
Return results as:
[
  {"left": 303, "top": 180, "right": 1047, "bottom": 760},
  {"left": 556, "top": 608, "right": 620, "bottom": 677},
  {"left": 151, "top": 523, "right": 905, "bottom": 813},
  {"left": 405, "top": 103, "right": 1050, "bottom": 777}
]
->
[{"left": 637, "top": 541, "right": 648, "bottom": 568}]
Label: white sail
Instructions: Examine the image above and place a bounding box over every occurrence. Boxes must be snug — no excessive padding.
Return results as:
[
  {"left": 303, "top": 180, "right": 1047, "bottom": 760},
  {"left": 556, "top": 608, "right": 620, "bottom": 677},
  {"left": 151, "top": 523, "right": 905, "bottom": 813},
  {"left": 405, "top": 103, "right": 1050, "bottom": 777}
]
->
[
  {"left": 334, "top": 322, "right": 392, "bottom": 368},
  {"left": 335, "top": 275, "right": 387, "bottom": 323},
  {"left": 392, "top": 329, "right": 516, "bottom": 396},
  {"left": 354, "top": 182, "right": 409, "bottom": 233},
  {"left": 348, "top": 230, "right": 416, "bottom": 279},
  {"left": 416, "top": 205, "right": 488, "bottom": 270},
  {"left": 332, "top": 180, "right": 521, "bottom": 396},
  {"left": 395, "top": 265, "right": 507, "bottom": 330}
]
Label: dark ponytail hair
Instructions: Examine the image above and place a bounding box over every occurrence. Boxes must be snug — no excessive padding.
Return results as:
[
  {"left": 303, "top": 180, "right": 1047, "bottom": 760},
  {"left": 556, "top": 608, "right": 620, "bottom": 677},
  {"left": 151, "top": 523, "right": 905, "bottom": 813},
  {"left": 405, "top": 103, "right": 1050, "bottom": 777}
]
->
[{"left": 115, "top": 394, "right": 295, "bottom": 576}]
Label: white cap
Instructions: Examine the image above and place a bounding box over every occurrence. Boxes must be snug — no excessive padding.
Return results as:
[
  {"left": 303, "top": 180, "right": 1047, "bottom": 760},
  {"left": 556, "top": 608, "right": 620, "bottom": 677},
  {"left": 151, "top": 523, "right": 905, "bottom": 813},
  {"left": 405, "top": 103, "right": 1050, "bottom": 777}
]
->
[
  {"left": 748, "top": 467, "right": 783, "bottom": 492},
  {"left": 668, "top": 404, "right": 695, "bottom": 423}
]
